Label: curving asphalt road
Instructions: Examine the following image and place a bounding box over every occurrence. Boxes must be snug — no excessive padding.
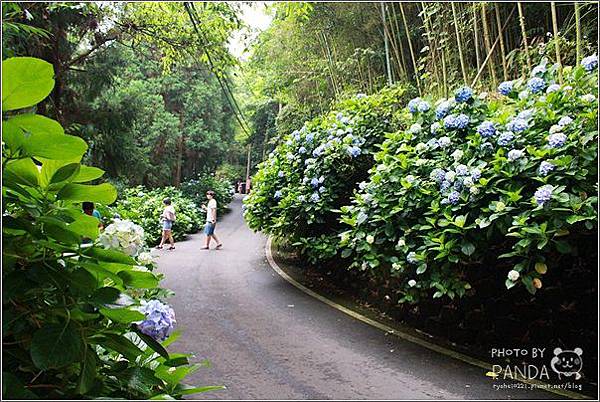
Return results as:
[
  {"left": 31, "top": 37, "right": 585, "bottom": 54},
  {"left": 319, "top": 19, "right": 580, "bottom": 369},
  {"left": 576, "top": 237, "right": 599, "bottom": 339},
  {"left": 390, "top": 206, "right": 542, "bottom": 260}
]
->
[{"left": 154, "top": 194, "right": 557, "bottom": 400}]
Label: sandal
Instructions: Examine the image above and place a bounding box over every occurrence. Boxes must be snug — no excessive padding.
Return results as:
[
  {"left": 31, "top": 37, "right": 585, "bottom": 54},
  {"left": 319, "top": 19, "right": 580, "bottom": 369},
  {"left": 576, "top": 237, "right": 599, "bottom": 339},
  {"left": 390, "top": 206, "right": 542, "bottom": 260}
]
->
[
  {"left": 201, "top": 246, "right": 209, "bottom": 250},
  {"left": 155, "top": 245, "right": 163, "bottom": 249},
  {"left": 167, "top": 246, "right": 175, "bottom": 250},
  {"left": 216, "top": 244, "right": 223, "bottom": 249}
]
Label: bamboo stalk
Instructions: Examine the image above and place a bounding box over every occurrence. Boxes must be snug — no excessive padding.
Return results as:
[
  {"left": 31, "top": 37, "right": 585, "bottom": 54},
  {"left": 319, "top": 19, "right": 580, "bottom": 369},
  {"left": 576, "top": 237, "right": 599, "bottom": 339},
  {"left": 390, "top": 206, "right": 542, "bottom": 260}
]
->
[
  {"left": 451, "top": 2, "right": 468, "bottom": 84},
  {"left": 472, "top": 6, "right": 516, "bottom": 87},
  {"left": 420, "top": 2, "right": 440, "bottom": 93},
  {"left": 494, "top": 4, "right": 509, "bottom": 81},
  {"left": 381, "top": 2, "right": 394, "bottom": 85},
  {"left": 399, "top": 2, "right": 421, "bottom": 95},
  {"left": 384, "top": 4, "right": 405, "bottom": 79},
  {"left": 550, "top": 2, "right": 563, "bottom": 84},
  {"left": 390, "top": 3, "right": 409, "bottom": 80},
  {"left": 480, "top": 4, "right": 497, "bottom": 87},
  {"left": 516, "top": 2, "right": 532, "bottom": 73},
  {"left": 472, "top": 2, "right": 481, "bottom": 72},
  {"left": 574, "top": 2, "right": 582, "bottom": 63}
]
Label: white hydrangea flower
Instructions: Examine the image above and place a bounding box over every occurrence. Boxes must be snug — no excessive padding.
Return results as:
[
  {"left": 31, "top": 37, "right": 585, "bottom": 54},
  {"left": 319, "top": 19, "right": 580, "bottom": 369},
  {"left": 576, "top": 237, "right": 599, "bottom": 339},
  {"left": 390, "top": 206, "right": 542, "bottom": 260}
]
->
[
  {"left": 581, "top": 94, "right": 596, "bottom": 102},
  {"left": 366, "top": 235, "right": 375, "bottom": 244},
  {"left": 98, "top": 219, "right": 145, "bottom": 257},
  {"left": 507, "top": 270, "right": 520, "bottom": 281},
  {"left": 452, "top": 149, "right": 464, "bottom": 161},
  {"left": 408, "top": 279, "right": 417, "bottom": 287},
  {"left": 137, "top": 251, "right": 154, "bottom": 266},
  {"left": 397, "top": 238, "right": 406, "bottom": 247}
]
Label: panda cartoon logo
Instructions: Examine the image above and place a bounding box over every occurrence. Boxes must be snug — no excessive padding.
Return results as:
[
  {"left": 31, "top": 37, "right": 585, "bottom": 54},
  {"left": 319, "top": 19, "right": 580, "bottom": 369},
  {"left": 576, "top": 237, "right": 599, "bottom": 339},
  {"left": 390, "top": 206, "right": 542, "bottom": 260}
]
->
[{"left": 550, "top": 348, "right": 583, "bottom": 380}]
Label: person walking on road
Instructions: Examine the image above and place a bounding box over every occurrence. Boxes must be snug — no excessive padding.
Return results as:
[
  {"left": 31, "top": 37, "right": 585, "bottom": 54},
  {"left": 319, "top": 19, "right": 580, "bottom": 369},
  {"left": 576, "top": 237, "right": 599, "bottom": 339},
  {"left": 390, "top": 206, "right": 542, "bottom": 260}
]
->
[
  {"left": 157, "top": 198, "right": 176, "bottom": 250},
  {"left": 201, "top": 190, "right": 222, "bottom": 250}
]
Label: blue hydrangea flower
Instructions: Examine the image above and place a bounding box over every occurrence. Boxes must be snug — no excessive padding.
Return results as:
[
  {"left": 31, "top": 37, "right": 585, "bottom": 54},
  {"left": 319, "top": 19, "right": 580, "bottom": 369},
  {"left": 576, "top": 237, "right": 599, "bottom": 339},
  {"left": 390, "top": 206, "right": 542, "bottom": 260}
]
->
[
  {"left": 318, "top": 186, "right": 326, "bottom": 193},
  {"left": 548, "top": 133, "right": 567, "bottom": 148},
  {"left": 444, "top": 114, "right": 457, "bottom": 129},
  {"left": 440, "top": 180, "right": 451, "bottom": 191},
  {"left": 406, "top": 252, "right": 418, "bottom": 264},
  {"left": 430, "top": 168, "right": 445, "bottom": 183},
  {"left": 426, "top": 138, "right": 439, "bottom": 149},
  {"left": 581, "top": 54, "right": 598, "bottom": 72},
  {"left": 517, "top": 109, "right": 535, "bottom": 121},
  {"left": 408, "top": 98, "right": 422, "bottom": 113},
  {"left": 137, "top": 300, "right": 176, "bottom": 341},
  {"left": 438, "top": 136, "right": 451, "bottom": 148},
  {"left": 455, "top": 164, "right": 469, "bottom": 176},
  {"left": 497, "top": 132, "right": 515, "bottom": 146},
  {"left": 527, "top": 77, "right": 546, "bottom": 93},
  {"left": 298, "top": 146, "right": 307, "bottom": 154},
  {"left": 498, "top": 81, "right": 513, "bottom": 95},
  {"left": 286, "top": 152, "right": 295, "bottom": 161},
  {"left": 313, "top": 144, "right": 325, "bottom": 157},
  {"left": 531, "top": 64, "right": 547, "bottom": 76},
  {"left": 435, "top": 101, "right": 451, "bottom": 119},
  {"left": 417, "top": 100, "right": 430, "bottom": 112},
  {"left": 336, "top": 112, "right": 344, "bottom": 121},
  {"left": 507, "top": 149, "right": 525, "bottom": 161},
  {"left": 471, "top": 168, "right": 481, "bottom": 181},
  {"left": 480, "top": 142, "right": 494, "bottom": 152},
  {"left": 455, "top": 114, "right": 470, "bottom": 129},
  {"left": 477, "top": 121, "right": 497, "bottom": 138},
  {"left": 347, "top": 146, "right": 361, "bottom": 157},
  {"left": 298, "top": 195, "right": 306, "bottom": 202},
  {"left": 455, "top": 86, "right": 474, "bottom": 103},
  {"left": 292, "top": 130, "right": 301, "bottom": 141},
  {"left": 358, "top": 181, "right": 368, "bottom": 190},
  {"left": 356, "top": 93, "right": 367, "bottom": 99},
  {"left": 538, "top": 161, "right": 555, "bottom": 176},
  {"left": 558, "top": 116, "right": 573, "bottom": 127},
  {"left": 310, "top": 178, "right": 319, "bottom": 188},
  {"left": 336, "top": 129, "right": 345, "bottom": 136},
  {"left": 310, "top": 193, "right": 320, "bottom": 203},
  {"left": 546, "top": 84, "right": 560, "bottom": 94},
  {"left": 319, "top": 176, "right": 325, "bottom": 183},
  {"left": 448, "top": 190, "right": 460, "bottom": 205},
  {"left": 274, "top": 190, "right": 282, "bottom": 199},
  {"left": 463, "top": 177, "right": 474, "bottom": 187},
  {"left": 453, "top": 179, "right": 463, "bottom": 190},
  {"left": 430, "top": 122, "right": 442, "bottom": 134},
  {"left": 506, "top": 118, "right": 528, "bottom": 133},
  {"left": 306, "top": 133, "right": 315, "bottom": 143},
  {"left": 278, "top": 171, "right": 284, "bottom": 178},
  {"left": 534, "top": 185, "right": 553, "bottom": 206}
]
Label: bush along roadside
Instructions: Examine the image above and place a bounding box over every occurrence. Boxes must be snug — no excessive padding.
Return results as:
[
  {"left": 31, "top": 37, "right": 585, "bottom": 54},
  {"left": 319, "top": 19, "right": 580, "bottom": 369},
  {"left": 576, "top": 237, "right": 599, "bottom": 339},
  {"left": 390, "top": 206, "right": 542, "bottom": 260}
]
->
[
  {"left": 339, "top": 57, "right": 598, "bottom": 303},
  {"left": 2, "top": 57, "right": 221, "bottom": 399},
  {"left": 180, "top": 172, "right": 234, "bottom": 215},
  {"left": 243, "top": 86, "right": 409, "bottom": 262},
  {"left": 103, "top": 186, "right": 204, "bottom": 244}
]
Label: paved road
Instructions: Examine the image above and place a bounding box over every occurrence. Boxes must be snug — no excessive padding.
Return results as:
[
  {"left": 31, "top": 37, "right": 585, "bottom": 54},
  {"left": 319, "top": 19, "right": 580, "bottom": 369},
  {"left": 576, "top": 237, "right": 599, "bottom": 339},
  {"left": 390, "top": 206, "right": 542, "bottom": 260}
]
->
[{"left": 154, "top": 194, "right": 557, "bottom": 400}]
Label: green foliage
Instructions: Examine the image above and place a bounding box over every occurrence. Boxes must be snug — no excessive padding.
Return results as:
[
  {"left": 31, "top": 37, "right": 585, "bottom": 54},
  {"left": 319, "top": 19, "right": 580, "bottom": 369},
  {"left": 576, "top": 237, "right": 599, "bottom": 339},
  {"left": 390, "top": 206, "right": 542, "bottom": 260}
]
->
[
  {"left": 105, "top": 187, "right": 204, "bottom": 244},
  {"left": 340, "top": 61, "right": 598, "bottom": 303},
  {"left": 180, "top": 173, "right": 235, "bottom": 215},
  {"left": 2, "top": 57, "right": 220, "bottom": 399},
  {"left": 243, "top": 86, "right": 408, "bottom": 262}
]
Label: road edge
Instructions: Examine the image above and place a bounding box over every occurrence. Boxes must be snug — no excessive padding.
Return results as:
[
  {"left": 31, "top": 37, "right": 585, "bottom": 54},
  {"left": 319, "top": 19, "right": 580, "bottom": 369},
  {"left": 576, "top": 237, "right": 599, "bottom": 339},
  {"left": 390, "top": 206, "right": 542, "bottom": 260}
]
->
[{"left": 265, "top": 237, "right": 590, "bottom": 400}]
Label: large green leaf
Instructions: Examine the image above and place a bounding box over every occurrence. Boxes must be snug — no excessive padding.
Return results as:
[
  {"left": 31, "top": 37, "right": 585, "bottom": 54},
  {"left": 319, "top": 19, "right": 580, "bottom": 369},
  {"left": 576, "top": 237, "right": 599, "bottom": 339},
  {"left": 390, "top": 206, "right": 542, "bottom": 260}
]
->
[
  {"left": 76, "top": 347, "right": 97, "bottom": 395},
  {"left": 73, "top": 165, "right": 105, "bottom": 183},
  {"left": 58, "top": 183, "right": 117, "bottom": 204},
  {"left": 6, "top": 113, "right": 64, "bottom": 136},
  {"left": 2, "top": 57, "right": 54, "bottom": 111},
  {"left": 120, "top": 367, "right": 164, "bottom": 395},
  {"left": 50, "top": 163, "right": 80, "bottom": 185},
  {"left": 30, "top": 323, "right": 84, "bottom": 370},
  {"left": 85, "top": 247, "right": 137, "bottom": 265},
  {"left": 99, "top": 307, "right": 145, "bottom": 323},
  {"left": 2, "top": 120, "right": 25, "bottom": 152},
  {"left": 4, "top": 158, "right": 39, "bottom": 187},
  {"left": 155, "top": 364, "right": 198, "bottom": 386},
  {"left": 90, "top": 287, "right": 121, "bottom": 305},
  {"left": 133, "top": 328, "right": 170, "bottom": 360},
  {"left": 173, "top": 384, "right": 225, "bottom": 396},
  {"left": 95, "top": 333, "right": 144, "bottom": 361},
  {"left": 118, "top": 270, "right": 159, "bottom": 288},
  {"left": 23, "top": 133, "right": 87, "bottom": 161}
]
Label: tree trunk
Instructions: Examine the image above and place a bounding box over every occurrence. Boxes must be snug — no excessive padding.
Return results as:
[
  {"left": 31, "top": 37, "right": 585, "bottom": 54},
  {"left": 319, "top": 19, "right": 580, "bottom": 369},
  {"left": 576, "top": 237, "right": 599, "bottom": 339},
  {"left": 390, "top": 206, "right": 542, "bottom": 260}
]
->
[
  {"left": 472, "top": 3, "right": 481, "bottom": 73},
  {"left": 481, "top": 4, "right": 497, "bottom": 87},
  {"left": 517, "top": 3, "right": 532, "bottom": 73},
  {"left": 574, "top": 2, "right": 582, "bottom": 63},
  {"left": 451, "top": 3, "right": 468, "bottom": 84},
  {"left": 550, "top": 2, "right": 563, "bottom": 84}
]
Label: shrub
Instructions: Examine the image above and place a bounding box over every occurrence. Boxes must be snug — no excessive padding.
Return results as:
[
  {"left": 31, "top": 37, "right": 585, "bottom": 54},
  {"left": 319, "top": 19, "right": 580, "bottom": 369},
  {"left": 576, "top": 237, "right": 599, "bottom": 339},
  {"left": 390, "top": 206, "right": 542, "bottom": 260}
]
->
[
  {"left": 107, "top": 186, "right": 204, "bottom": 244},
  {"left": 339, "top": 59, "right": 598, "bottom": 303},
  {"left": 243, "top": 86, "right": 408, "bottom": 261},
  {"left": 180, "top": 172, "right": 234, "bottom": 215},
  {"left": 2, "top": 57, "right": 219, "bottom": 399}
]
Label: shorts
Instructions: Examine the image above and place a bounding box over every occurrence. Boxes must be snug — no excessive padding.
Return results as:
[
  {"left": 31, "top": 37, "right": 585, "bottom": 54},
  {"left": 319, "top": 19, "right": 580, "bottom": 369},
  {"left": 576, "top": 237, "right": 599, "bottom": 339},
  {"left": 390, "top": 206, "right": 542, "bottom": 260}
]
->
[
  {"left": 204, "top": 222, "right": 216, "bottom": 236},
  {"left": 162, "top": 220, "right": 173, "bottom": 230}
]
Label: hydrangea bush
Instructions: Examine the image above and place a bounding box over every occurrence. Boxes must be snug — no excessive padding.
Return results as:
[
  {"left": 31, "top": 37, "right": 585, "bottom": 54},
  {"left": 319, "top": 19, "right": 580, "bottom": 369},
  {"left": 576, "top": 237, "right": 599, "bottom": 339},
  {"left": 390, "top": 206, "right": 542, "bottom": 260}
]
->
[
  {"left": 340, "top": 58, "right": 597, "bottom": 302},
  {"left": 243, "top": 86, "right": 409, "bottom": 261},
  {"left": 2, "top": 57, "right": 221, "bottom": 399},
  {"left": 105, "top": 186, "right": 204, "bottom": 243},
  {"left": 180, "top": 172, "right": 234, "bottom": 215}
]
